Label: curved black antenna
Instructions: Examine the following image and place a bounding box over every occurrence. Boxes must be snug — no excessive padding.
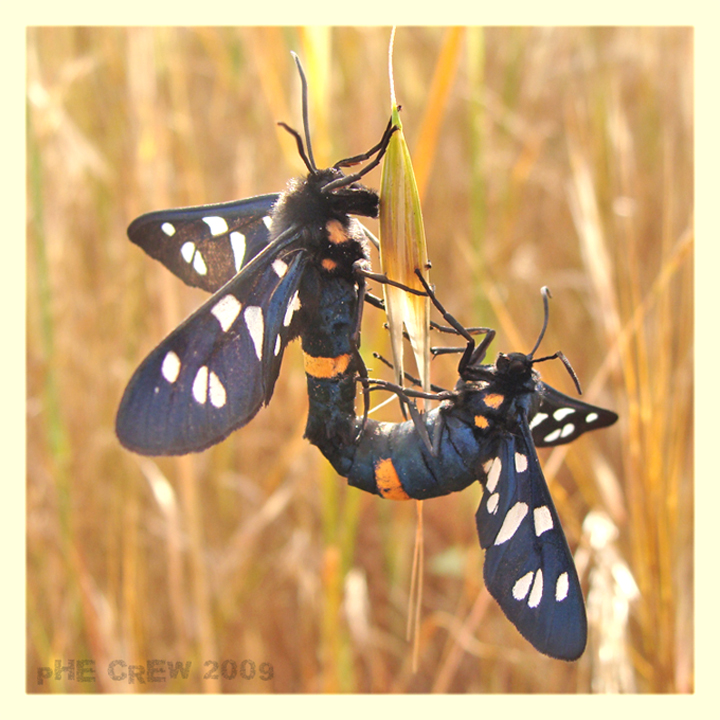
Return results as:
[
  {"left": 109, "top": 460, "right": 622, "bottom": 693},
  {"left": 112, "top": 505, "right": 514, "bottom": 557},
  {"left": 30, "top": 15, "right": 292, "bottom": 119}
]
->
[
  {"left": 277, "top": 122, "right": 314, "bottom": 174},
  {"left": 291, "top": 52, "right": 317, "bottom": 172},
  {"left": 528, "top": 286, "right": 552, "bottom": 359},
  {"left": 533, "top": 350, "right": 583, "bottom": 395},
  {"left": 529, "top": 287, "right": 583, "bottom": 394}
]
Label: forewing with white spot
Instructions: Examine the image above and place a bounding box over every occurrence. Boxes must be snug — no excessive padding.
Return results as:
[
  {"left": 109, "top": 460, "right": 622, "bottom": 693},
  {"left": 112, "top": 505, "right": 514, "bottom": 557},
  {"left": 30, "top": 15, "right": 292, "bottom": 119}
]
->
[
  {"left": 116, "top": 248, "right": 308, "bottom": 455},
  {"left": 476, "top": 422, "right": 587, "bottom": 660}
]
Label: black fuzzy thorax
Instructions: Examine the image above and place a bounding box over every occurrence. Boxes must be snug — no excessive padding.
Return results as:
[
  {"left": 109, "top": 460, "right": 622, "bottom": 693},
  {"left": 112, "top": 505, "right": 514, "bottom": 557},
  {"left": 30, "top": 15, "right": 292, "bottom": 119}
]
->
[
  {"left": 270, "top": 168, "right": 378, "bottom": 277},
  {"left": 450, "top": 354, "right": 540, "bottom": 434}
]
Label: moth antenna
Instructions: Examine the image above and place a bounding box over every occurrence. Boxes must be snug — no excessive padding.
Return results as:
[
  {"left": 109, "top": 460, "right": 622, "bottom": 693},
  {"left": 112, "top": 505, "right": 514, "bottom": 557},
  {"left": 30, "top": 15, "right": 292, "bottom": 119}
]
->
[
  {"left": 277, "top": 122, "right": 315, "bottom": 174},
  {"left": 528, "top": 286, "right": 552, "bottom": 359},
  {"left": 557, "top": 351, "right": 583, "bottom": 395},
  {"left": 291, "top": 52, "right": 317, "bottom": 172},
  {"left": 533, "top": 350, "right": 583, "bottom": 395},
  {"left": 529, "top": 288, "right": 583, "bottom": 395}
]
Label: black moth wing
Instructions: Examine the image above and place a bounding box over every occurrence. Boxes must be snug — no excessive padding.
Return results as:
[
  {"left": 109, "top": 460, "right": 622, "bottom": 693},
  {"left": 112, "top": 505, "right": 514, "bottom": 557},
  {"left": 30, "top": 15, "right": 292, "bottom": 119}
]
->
[
  {"left": 477, "top": 418, "right": 587, "bottom": 660},
  {"left": 127, "top": 193, "right": 279, "bottom": 293},
  {"left": 530, "top": 382, "right": 618, "bottom": 448},
  {"left": 116, "top": 244, "right": 309, "bottom": 456}
]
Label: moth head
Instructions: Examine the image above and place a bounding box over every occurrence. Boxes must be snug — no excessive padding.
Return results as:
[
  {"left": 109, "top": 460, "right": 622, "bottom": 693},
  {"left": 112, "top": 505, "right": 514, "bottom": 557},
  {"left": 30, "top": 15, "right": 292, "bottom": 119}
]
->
[{"left": 496, "top": 352, "right": 534, "bottom": 379}]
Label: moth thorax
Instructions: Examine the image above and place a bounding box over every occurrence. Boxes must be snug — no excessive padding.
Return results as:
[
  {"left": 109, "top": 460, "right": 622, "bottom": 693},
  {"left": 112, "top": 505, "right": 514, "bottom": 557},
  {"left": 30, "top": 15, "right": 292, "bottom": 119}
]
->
[{"left": 326, "top": 219, "right": 349, "bottom": 245}]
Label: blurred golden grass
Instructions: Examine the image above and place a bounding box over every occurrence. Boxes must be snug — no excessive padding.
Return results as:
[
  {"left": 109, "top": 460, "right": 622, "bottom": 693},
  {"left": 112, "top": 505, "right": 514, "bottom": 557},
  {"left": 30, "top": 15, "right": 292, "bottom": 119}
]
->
[{"left": 27, "top": 26, "right": 692, "bottom": 693}]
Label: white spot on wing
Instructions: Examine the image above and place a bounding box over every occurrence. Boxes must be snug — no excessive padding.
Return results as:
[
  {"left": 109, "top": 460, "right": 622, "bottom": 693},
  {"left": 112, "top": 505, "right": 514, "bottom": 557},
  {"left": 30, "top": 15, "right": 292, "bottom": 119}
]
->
[
  {"left": 192, "top": 366, "right": 208, "bottom": 404},
  {"left": 486, "top": 492, "right": 499, "bottom": 514},
  {"left": 161, "top": 222, "right": 176, "bottom": 236},
  {"left": 586, "top": 412, "right": 599, "bottom": 423},
  {"left": 555, "top": 572, "right": 569, "bottom": 601},
  {"left": 528, "top": 569, "right": 544, "bottom": 608},
  {"left": 486, "top": 457, "right": 502, "bottom": 492},
  {"left": 534, "top": 506, "right": 554, "bottom": 536},
  {"left": 553, "top": 408, "right": 575, "bottom": 421},
  {"left": 161, "top": 351, "right": 181, "bottom": 383},
  {"left": 211, "top": 294, "right": 242, "bottom": 332},
  {"left": 274, "top": 334, "right": 281, "bottom": 356},
  {"left": 543, "top": 428, "right": 561, "bottom": 443},
  {"left": 272, "top": 258, "right": 288, "bottom": 277},
  {"left": 513, "top": 571, "right": 534, "bottom": 601},
  {"left": 229, "top": 231, "right": 246, "bottom": 272},
  {"left": 244, "top": 306, "right": 264, "bottom": 361},
  {"left": 515, "top": 452, "right": 528, "bottom": 473},
  {"left": 203, "top": 215, "right": 229, "bottom": 236},
  {"left": 181, "top": 241, "right": 195, "bottom": 263},
  {"left": 560, "top": 423, "right": 575, "bottom": 438},
  {"left": 193, "top": 251, "right": 208, "bottom": 275},
  {"left": 529, "top": 412, "right": 548, "bottom": 430},
  {"left": 283, "top": 290, "right": 301, "bottom": 327},
  {"left": 494, "top": 502, "right": 528, "bottom": 545},
  {"left": 262, "top": 216, "right": 272, "bottom": 230},
  {"left": 208, "top": 371, "right": 226, "bottom": 408}
]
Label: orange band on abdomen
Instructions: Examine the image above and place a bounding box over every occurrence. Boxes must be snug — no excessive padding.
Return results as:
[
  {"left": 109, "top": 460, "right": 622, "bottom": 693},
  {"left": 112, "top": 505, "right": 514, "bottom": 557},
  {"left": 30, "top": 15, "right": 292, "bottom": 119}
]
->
[
  {"left": 303, "top": 352, "right": 352, "bottom": 379},
  {"left": 375, "top": 458, "right": 411, "bottom": 500}
]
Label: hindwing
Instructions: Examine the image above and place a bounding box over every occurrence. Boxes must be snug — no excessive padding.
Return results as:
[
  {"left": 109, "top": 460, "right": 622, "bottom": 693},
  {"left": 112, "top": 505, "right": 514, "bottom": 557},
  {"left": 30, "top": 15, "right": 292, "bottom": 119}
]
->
[
  {"left": 127, "top": 193, "right": 279, "bottom": 293},
  {"left": 530, "top": 383, "right": 618, "bottom": 447}
]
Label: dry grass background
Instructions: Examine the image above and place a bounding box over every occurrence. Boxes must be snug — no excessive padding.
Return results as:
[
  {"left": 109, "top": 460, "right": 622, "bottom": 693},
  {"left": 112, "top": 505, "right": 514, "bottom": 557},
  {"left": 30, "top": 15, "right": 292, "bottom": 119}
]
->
[{"left": 26, "top": 26, "right": 693, "bottom": 693}]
